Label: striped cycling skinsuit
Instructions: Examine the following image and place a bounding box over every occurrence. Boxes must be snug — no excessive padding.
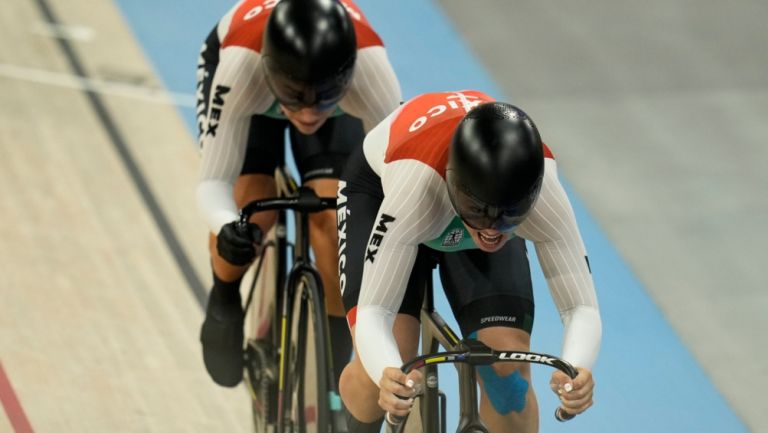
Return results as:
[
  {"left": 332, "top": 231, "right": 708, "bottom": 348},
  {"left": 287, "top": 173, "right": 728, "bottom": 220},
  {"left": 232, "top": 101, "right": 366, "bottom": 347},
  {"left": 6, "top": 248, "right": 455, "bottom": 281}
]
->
[
  {"left": 196, "top": 0, "right": 402, "bottom": 235},
  {"left": 337, "top": 90, "right": 602, "bottom": 385}
]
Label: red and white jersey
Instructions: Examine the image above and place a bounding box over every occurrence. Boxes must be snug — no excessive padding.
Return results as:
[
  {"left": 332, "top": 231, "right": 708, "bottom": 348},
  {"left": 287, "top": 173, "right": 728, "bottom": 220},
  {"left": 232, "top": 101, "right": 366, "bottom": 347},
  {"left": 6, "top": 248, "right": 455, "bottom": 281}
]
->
[
  {"left": 219, "top": 0, "right": 383, "bottom": 52},
  {"left": 197, "top": 0, "right": 402, "bottom": 233},
  {"left": 354, "top": 91, "right": 602, "bottom": 385}
]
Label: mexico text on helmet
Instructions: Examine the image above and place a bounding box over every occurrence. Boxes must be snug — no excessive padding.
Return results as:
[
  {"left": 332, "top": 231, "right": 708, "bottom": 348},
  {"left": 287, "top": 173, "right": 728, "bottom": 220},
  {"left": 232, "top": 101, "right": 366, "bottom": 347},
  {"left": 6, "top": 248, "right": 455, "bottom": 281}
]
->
[
  {"left": 446, "top": 102, "right": 545, "bottom": 232},
  {"left": 262, "top": 0, "right": 357, "bottom": 111}
]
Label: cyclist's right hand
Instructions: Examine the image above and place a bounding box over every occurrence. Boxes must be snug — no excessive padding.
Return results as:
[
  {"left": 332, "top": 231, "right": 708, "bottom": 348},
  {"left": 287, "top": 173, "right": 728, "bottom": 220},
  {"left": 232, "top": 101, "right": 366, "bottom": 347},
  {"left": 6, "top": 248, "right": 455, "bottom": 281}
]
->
[
  {"left": 378, "top": 367, "right": 422, "bottom": 417},
  {"left": 216, "top": 220, "right": 262, "bottom": 266}
]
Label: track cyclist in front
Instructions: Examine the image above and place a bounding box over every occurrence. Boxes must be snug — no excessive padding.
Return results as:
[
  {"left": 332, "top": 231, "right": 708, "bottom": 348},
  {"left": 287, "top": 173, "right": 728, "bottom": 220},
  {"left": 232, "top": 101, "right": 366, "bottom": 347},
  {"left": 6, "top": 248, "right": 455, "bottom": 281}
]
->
[
  {"left": 337, "top": 91, "right": 602, "bottom": 433},
  {"left": 195, "top": 0, "right": 402, "bottom": 389}
]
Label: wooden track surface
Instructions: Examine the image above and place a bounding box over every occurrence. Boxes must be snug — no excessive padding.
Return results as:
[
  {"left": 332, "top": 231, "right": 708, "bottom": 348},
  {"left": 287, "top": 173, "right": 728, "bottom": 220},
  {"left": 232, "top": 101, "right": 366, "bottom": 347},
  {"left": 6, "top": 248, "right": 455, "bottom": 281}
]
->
[{"left": 0, "top": 0, "right": 251, "bottom": 431}]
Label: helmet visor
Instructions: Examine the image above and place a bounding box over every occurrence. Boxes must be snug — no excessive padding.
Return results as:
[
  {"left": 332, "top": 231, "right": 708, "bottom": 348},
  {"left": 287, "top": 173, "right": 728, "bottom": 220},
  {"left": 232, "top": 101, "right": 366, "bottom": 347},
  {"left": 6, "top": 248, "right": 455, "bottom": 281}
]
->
[
  {"left": 266, "top": 72, "right": 349, "bottom": 112},
  {"left": 447, "top": 182, "right": 530, "bottom": 232}
]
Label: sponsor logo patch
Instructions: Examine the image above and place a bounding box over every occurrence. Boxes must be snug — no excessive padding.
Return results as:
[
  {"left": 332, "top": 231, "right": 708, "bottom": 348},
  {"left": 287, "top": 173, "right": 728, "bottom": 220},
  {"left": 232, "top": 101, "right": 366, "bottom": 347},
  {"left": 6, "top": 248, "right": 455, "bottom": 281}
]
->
[{"left": 442, "top": 228, "right": 464, "bottom": 247}]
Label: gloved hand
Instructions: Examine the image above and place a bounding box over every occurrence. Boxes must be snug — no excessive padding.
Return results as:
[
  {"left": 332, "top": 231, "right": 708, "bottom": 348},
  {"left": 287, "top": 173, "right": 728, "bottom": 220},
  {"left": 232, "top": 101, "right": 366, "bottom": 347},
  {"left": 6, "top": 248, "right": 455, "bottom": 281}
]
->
[{"left": 216, "top": 220, "right": 263, "bottom": 266}]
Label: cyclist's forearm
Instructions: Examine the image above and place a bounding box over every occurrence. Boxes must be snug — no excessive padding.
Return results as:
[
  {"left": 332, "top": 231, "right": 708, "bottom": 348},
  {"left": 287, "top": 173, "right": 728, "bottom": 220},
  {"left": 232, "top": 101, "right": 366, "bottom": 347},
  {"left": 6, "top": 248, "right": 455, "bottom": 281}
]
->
[
  {"left": 197, "top": 111, "right": 252, "bottom": 233},
  {"left": 197, "top": 179, "right": 238, "bottom": 234},
  {"left": 518, "top": 158, "right": 599, "bottom": 313},
  {"left": 560, "top": 305, "right": 602, "bottom": 369},
  {"left": 355, "top": 305, "right": 403, "bottom": 385},
  {"left": 196, "top": 47, "right": 273, "bottom": 234}
]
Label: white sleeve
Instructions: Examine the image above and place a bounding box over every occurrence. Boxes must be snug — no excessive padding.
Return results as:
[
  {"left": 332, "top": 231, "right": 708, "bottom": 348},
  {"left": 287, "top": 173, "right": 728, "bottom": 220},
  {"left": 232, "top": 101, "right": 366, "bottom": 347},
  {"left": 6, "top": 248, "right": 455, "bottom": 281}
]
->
[
  {"left": 355, "top": 161, "right": 455, "bottom": 385},
  {"left": 515, "top": 158, "right": 602, "bottom": 369},
  {"left": 339, "top": 46, "right": 402, "bottom": 133},
  {"left": 196, "top": 47, "right": 274, "bottom": 233}
]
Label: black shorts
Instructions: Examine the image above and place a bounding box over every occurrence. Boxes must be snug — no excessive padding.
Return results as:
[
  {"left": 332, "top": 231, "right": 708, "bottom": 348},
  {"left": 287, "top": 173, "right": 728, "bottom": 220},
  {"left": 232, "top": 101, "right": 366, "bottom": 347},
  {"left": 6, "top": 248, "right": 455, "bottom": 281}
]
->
[
  {"left": 338, "top": 147, "right": 535, "bottom": 337},
  {"left": 196, "top": 27, "right": 363, "bottom": 183}
]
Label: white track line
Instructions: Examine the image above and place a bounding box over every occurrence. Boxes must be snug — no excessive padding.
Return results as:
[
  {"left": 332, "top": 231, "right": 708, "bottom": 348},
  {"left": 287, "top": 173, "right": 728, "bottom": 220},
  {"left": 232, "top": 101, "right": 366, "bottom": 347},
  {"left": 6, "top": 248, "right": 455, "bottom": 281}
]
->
[
  {"left": 32, "top": 22, "right": 95, "bottom": 42},
  {"left": 0, "top": 62, "right": 196, "bottom": 107}
]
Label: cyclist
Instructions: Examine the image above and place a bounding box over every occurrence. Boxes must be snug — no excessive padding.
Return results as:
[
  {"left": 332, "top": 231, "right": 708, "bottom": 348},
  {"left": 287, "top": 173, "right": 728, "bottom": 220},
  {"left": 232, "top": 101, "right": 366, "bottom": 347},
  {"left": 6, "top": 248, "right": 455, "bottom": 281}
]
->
[
  {"left": 196, "top": 0, "right": 401, "bottom": 388},
  {"left": 337, "top": 91, "right": 602, "bottom": 433}
]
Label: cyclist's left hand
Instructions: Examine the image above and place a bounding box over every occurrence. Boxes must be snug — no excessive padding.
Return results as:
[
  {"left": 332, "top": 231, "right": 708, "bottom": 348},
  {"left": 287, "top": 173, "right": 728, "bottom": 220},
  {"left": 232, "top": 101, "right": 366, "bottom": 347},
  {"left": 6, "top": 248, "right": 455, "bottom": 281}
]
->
[
  {"left": 378, "top": 367, "right": 422, "bottom": 417},
  {"left": 550, "top": 367, "right": 594, "bottom": 416}
]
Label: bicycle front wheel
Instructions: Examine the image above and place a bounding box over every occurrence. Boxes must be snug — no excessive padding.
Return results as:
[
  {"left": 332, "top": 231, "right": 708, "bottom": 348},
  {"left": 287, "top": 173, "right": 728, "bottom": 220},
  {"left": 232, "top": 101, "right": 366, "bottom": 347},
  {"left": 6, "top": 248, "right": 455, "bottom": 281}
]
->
[{"left": 285, "top": 270, "right": 332, "bottom": 433}]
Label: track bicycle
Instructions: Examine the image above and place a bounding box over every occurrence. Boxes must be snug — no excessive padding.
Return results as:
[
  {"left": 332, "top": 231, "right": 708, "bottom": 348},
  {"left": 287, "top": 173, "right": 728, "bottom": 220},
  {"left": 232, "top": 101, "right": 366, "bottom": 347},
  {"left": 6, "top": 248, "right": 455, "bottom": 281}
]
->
[
  {"left": 240, "top": 166, "right": 345, "bottom": 433},
  {"left": 388, "top": 262, "right": 578, "bottom": 433}
]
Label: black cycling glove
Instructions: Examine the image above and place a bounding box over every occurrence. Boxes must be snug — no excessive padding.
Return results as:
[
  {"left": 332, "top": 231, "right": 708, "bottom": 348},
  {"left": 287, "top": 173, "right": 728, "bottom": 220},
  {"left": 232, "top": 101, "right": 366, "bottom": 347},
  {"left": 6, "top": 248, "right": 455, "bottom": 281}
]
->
[{"left": 216, "top": 220, "right": 263, "bottom": 266}]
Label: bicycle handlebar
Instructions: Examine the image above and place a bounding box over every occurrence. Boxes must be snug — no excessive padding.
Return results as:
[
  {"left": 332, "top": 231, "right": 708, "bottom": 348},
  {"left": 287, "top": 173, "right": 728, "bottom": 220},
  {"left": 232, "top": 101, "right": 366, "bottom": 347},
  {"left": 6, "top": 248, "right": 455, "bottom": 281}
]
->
[
  {"left": 238, "top": 186, "right": 336, "bottom": 228},
  {"left": 387, "top": 339, "right": 579, "bottom": 429}
]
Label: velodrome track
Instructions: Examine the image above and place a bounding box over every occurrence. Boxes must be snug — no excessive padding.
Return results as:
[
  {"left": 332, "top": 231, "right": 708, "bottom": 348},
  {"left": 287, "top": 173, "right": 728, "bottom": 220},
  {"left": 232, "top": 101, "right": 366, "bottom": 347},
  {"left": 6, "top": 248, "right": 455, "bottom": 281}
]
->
[{"left": 0, "top": 0, "right": 764, "bottom": 432}]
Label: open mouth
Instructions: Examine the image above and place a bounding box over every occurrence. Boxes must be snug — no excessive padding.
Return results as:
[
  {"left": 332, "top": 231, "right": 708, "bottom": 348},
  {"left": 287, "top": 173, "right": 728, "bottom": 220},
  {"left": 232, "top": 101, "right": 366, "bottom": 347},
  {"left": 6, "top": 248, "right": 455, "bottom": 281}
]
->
[
  {"left": 298, "top": 120, "right": 321, "bottom": 129},
  {"left": 478, "top": 231, "right": 503, "bottom": 245}
]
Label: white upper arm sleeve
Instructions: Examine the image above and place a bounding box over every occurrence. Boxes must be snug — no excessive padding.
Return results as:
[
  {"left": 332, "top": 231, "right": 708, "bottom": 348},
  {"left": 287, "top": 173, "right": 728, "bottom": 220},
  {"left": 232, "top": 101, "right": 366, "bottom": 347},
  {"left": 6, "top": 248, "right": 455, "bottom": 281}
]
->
[{"left": 516, "top": 158, "right": 602, "bottom": 368}]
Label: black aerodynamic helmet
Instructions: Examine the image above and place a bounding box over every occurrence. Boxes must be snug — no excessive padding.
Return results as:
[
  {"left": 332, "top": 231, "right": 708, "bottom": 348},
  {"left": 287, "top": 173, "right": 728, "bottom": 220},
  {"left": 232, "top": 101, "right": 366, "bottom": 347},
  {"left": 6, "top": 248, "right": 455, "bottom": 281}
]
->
[
  {"left": 446, "top": 102, "right": 545, "bottom": 232},
  {"left": 262, "top": 0, "right": 357, "bottom": 111}
]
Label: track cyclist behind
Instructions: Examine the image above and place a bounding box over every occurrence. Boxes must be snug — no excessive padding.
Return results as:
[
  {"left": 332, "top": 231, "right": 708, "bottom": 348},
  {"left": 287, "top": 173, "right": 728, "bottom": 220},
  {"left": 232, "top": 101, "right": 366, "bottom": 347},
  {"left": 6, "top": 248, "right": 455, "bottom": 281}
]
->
[
  {"left": 196, "top": 0, "right": 401, "bottom": 388},
  {"left": 337, "top": 90, "right": 602, "bottom": 433}
]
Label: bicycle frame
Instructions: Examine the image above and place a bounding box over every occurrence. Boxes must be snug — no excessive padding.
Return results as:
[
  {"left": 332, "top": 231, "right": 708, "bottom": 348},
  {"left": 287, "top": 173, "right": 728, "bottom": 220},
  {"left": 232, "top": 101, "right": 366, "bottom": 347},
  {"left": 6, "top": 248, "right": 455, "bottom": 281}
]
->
[
  {"left": 241, "top": 166, "right": 340, "bottom": 433},
  {"left": 417, "top": 272, "right": 485, "bottom": 433}
]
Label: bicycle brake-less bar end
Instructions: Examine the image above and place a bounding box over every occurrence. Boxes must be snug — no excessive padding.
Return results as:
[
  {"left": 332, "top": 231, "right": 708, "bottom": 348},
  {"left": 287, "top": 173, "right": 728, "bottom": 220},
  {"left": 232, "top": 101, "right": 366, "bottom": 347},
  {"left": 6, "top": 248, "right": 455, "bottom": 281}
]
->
[
  {"left": 555, "top": 407, "right": 576, "bottom": 422},
  {"left": 385, "top": 412, "right": 407, "bottom": 432}
]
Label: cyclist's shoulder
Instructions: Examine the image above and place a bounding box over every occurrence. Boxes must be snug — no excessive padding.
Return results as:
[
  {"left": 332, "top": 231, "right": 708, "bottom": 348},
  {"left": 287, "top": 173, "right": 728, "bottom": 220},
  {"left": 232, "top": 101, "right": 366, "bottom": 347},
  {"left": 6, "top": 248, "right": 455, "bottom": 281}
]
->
[
  {"left": 219, "top": 0, "right": 273, "bottom": 52},
  {"left": 341, "top": 0, "right": 384, "bottom": 49},
  {"left": 391, "top": 90, "right": 497, "bottom": 134},
  {"left": 380, "top": 91, "right": 495, "bottom": 175},
  {"left": 216, "top": 0, "right": 385, "bottom": 53}
]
